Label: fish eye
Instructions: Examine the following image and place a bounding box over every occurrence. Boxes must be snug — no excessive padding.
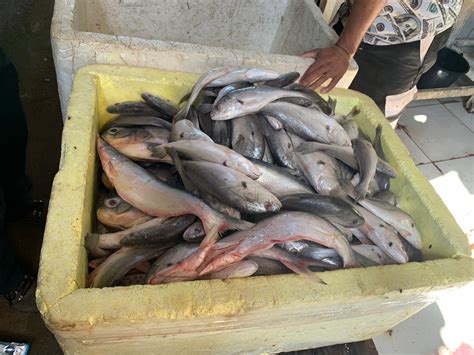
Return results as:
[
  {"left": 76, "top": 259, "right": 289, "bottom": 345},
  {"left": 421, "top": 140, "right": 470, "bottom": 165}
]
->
[
  {"left": 105, "top": 197, "right": 120, "bottom": 208},
  {"left": 108, "top": 127, "right": 119, "bottom": 134}
]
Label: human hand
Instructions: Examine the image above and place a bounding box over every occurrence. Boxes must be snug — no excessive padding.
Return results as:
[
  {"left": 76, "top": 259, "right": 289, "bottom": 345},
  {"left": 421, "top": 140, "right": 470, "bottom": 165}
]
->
[{"left": 300, "top": 46, "right": 351, "bottom": 93}]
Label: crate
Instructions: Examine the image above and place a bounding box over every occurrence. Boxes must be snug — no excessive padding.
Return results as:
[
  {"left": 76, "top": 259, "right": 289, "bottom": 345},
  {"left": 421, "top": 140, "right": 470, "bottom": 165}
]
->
[
  {"left": 51, "top": 0, "right": 358, "bottom": 117},
  {"left": 37, "top": 65, "right": 473, "bottom": 354}
]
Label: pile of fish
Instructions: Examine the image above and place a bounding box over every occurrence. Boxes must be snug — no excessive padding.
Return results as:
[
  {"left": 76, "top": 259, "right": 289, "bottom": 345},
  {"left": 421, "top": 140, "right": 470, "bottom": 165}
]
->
[{"left": 87, "top": 67, "right": 422, "bottom": 288}]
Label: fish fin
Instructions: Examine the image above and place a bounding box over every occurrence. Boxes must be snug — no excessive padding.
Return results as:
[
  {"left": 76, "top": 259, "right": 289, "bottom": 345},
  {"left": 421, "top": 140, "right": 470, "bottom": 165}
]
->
[
  {"left": 294, "top": 142, "right": 320, "bottom": 155},
  {"left": 173, "top": 106, "right": 186, "bottom": 123},
  {"left": 166, "top": 148, "right": 196, "bottom": 194},
  {"left": 280, "top": 258, "right": 327, "bottom": 285},
  {"left": 179, "top": 92, "right": 191, "bottom": 105},
  {"left": 353, "top": 183, "right": 368, "bottom": 202},
  {"left": 224, "top": 216, "right": 254, "bottom": 231},
  {"left": 147, "top": 143, "right": 168, "bottom": 159},
  {"left": 328, "top": 96, "right": 337, "bottom": 116},
  {"left": 345, "top": 106, "right": 360, "bottom": 121},
  {"left": 200, "top": 224, "right": 221, "bottom": 249},
  {"left": 85, "top": 233, "right": 111, "bottom": 258}
]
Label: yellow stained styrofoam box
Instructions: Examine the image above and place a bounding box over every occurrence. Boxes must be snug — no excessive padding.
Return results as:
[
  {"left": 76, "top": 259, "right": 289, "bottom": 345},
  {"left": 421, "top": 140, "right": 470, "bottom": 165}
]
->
[{"left": 37, "top": 65, "right": 474, "bottom": 354}]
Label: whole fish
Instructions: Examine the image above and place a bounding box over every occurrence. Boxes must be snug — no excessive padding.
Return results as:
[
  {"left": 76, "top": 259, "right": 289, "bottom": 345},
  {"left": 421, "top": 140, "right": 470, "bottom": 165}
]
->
[
  {"left": 150, "top": 140, "right": 261, "bottom": 179},
  {"left": 179, "top": 67, "right": 233, "bottom": 119},
  {"left": 279, "top": 193, "right": 364, "bottom": 228},
  {"left": 107, "top": 101, "right": 160, "bottom": 117},
  {"left": 102, "top": 126, "right": 170, "bottom": 162},
  {"left": 247, "top": 256, "right": 291, "bottom": 276},
  {"left": 183, "top": 221, "right": 205, "bottom": 242},
  {"left": 296, "top": 141, "right": 397, "bottom": 178},
  {"left": 357, "top": 198, "right": 422, "bottom": 249},
  {"left": 204, "top": 260, "right": 258, "bottom": 280},
  {"left": 212, "top": 120, "right": 232, "bottom": 147},
  {"left": 207, "top": 68, "right": 280, "bottom": 87},
  {"left": 231, "top": 115, "right": 265, "bottom": 159},
  {"left": 295, "top": 151, "right": 346, "bottom": 197},
  {"left": 214, "top": 82, "right": 251, "bottom": 105},
  {"left": 211, "top": 87, "right": 315, "bottom": 121},
  {"left": 85, "top": 216, "right": 179, "bottom": 256},
  {"left": 101, "top": 115, "right": 172, "bottom": 132},
  {"left": 260, "top": 71, "right": 300, "bottom": 88},
  {"left": 248, "top": 158, "right": 314, "bottom": 197},
  {"left": 353, "top": 138, "right": 378, "bottom": 201},
  {"left": 146, "top": 243, "right": 199, "bottom": 283},
  {"left": 97, "top": 138, "right": 252, "bottom": 250},
  {"left": 170, "top": 119, "right": 213, "bottom": 143},
  {"left": 260, "top": 102, "right": 351, "bottom": 146},
  {"left": 352, "top": 205, "right": 408, "bottom": 264},
  {"left": 259, "top": 118, "right": 298, "bottom": 170},
  {"left": 141, "top": 92, "right": 179, "bottom": 118},
  {"left": 89, "top": 244, "right": 174, "bottom": 288},
  {"left": 181, "top": 161, "right": 281, "bottom": 214},
  {"left": 96, "top": 193, "right": 153, "bottom": 230},
  {"left": 199, "top": 212, "right": 355, "bottom": 275},
  {"left": 352, "top": 244, "right": 395, "bottom": 266},
  {"left": 342, "top": 120, "right": 359, "bottom": 140},
  {"left": 372, "top": 190, "right": 398, "bottom": 206}
]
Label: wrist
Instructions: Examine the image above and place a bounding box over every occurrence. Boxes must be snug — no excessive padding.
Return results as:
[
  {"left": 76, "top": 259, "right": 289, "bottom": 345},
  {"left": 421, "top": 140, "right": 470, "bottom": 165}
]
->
[
  {"left": 335, "top": 38, "right": 357, "bottom": 58},
  {"left": 333, "top": 43, "right": 352, "bottom": 61}
]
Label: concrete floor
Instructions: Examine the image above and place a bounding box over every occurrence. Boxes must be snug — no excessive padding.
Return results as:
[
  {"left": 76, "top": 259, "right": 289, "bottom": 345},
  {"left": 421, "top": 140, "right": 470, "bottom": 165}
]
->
[{"left": 0, "top": 0, "right": 63, "bottom": 353}]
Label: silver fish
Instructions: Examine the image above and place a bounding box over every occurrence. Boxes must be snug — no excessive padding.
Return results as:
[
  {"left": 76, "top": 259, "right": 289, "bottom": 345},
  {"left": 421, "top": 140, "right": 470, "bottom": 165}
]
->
[
  {"left": 183, "top": 221, "right": 205, "bottom": 242},
  {"left": 231, "top": 115, "right": 265, "bottom": 159},
  {"left": 141, "top": 92, "right": 179, "bottom": 118},
  {"left": 211, "top": 87, "right": 315, "bottom": 121},
  {"left": 214, "top": 82, "right": 251, "bottom": 105},
  {"left": 295, "top": 151, "right": 346, "bottom": 197},
  {"left": 260, "top": 72, "right": 300, "bottom": 88},
  {"left": 101, "top": 115, "right": 172, "bottom": 132},
  {"left": 260, "top": 102, "right": 351, "bottom": 146},
  {"left": 181, "top": 161, "right": 282, "bottom": 214},
  {"left": 358, "top": 198, "right": 422, "bottom": 250},
  {"left": 151, "top": 140, "right": 261, "bottom": 179},
  {"left": 259, "top": 118, "right": 298, "bottom": 170},
  {"left": 170, "top": 119, "right": 213, "bottom": 142},
  {"left": 249, "top": 158, "right": 314, "bottom": 197},
  {"left": 106, "top": 101, "right": 160, "bottom": 117},
  {"left": 207, "top": 68, "right": 280, "bottom": 87},
  {"left": 353, "top": 138, "right": 378, "bottom": 201},
  {"left": 353, "top": 205, "right": 408, "bottom": 264},
  {"left": 205, "top": 260, "right": 258, "bottom": 280}
]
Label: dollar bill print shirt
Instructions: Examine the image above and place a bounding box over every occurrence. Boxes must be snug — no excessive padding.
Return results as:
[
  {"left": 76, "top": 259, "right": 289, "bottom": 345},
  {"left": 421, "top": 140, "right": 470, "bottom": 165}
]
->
[{"left": 340, "top": 0, "right": 463, "bottom": 45}]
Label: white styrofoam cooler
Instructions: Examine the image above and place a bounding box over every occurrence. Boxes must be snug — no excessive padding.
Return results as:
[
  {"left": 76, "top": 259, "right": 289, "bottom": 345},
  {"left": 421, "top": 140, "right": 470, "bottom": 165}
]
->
[{"left": 51, "top": 0, "right": 358, "bottom": 117}]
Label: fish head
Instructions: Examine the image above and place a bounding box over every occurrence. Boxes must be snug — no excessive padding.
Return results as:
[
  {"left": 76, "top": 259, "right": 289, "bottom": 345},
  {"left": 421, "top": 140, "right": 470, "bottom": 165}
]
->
[
  {"left": 211, "top": 97, "right": 244, "bottom": 120},
  {"left": 96, "top": 137, "right": 126, "bottom": 181},
  {"left": 102, "top": 126, "right": 151, "bottom": 143},
  {"left": 398, "top": 221, "right": 423, "bottom": 250},
  {"left": 100, "top": 193, "right": 132, "bottom": 215}
]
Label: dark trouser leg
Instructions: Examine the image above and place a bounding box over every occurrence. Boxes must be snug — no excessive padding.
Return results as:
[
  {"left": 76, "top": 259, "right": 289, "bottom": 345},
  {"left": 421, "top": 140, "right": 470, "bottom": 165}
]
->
[
  {"left": 0, "top": 186, "right": 24, "bottom": 294},
  {"left": 349, "top": 28, "right": 452, "bottom": 118},
  {"left": 0, "top": 48, "right": 31, "bottom": 219}
]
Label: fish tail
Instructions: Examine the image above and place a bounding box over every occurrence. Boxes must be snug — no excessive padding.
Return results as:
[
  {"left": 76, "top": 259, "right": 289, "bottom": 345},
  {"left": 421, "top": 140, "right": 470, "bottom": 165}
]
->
[
  {"left": 353, "top": 183, "right": 368, "bottom": 202},
  {"left": 173, "top": 106, "right": 187, "bottom": 123},
  {"left": 84, "top": 233, "right": 111, "bottom": 258},
  {"left": 346, "top": 106, "right": 360, "bottom": 120}
]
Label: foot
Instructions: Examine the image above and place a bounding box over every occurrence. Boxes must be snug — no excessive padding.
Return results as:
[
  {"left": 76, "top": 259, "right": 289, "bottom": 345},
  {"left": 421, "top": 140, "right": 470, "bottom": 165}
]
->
[{"left": 1, "top": 275, "right": 38, "bottom": 313}]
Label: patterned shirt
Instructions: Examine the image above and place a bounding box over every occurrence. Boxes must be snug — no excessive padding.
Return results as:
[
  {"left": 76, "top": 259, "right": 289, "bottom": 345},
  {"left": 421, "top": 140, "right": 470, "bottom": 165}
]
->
[{"left": 340, "top": 0, "right": 463, "bottom": 45}]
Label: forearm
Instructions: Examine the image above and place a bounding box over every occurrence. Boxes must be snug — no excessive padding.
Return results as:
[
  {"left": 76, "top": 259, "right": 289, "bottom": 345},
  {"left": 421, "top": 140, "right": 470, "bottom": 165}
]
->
[{"left": 336, "top": 0, "right": 386, "bottom": 56}]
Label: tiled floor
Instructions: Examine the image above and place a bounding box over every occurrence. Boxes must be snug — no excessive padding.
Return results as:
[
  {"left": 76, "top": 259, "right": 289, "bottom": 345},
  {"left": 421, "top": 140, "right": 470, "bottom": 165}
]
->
[{"left": 374, "top": 98, "right": 474, "bottom": 355}]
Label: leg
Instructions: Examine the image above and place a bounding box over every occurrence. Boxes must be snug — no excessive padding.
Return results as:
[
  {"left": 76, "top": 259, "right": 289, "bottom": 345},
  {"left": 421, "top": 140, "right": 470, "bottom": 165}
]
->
[{"left": 349, "top": 41, "right": 421, "bottom": 115}]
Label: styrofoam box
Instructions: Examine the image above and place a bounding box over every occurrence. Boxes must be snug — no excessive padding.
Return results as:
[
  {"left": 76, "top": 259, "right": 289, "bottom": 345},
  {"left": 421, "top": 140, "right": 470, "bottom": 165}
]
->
[{"left": 51, "top": 0, "right": 358, "bottom": 117}]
